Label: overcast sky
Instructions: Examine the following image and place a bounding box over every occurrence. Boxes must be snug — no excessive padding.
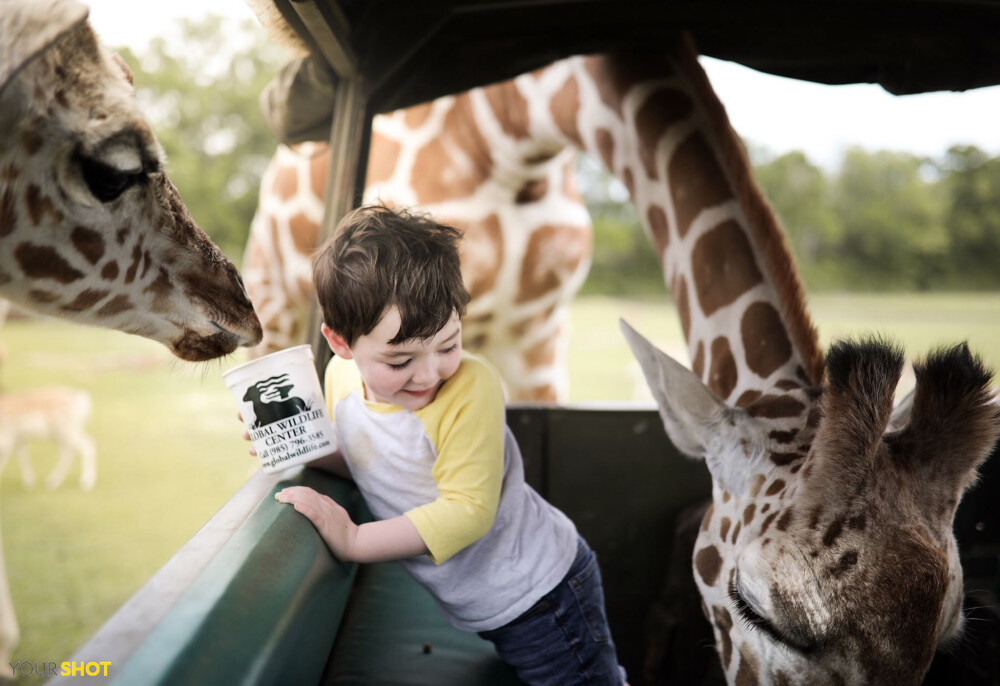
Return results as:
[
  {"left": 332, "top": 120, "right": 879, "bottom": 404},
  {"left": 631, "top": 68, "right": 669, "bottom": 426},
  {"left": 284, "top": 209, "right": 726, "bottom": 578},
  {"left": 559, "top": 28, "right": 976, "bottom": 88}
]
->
[{"left": 84, "top": 0, "right": 1000, "bottom": 170}]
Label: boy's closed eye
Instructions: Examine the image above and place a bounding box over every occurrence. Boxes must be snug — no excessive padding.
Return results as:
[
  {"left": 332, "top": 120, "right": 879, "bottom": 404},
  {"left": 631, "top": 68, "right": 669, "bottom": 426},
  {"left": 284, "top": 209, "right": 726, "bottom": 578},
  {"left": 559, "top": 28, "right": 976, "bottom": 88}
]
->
[{"left": 387, "top": 343, "right": 459, "bottom": 371}]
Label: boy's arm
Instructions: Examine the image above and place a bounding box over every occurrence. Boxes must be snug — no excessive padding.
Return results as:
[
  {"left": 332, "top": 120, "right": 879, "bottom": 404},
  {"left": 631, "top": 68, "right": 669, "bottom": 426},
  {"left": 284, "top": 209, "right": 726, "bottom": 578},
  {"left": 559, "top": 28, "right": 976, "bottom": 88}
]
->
[
  {"left": 404, "top": 359, "right": 506, "bottom": 564},
  {"left": 276, "top": 486, "right": 428, "bottom": 562}
]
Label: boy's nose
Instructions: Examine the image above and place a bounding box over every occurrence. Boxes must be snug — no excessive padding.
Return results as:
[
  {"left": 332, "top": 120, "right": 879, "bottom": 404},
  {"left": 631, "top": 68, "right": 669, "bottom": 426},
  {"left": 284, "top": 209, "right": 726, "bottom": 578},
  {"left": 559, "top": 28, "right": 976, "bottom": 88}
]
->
[{"left": 411, "top": 360, "right": 437, "bottom": 385}]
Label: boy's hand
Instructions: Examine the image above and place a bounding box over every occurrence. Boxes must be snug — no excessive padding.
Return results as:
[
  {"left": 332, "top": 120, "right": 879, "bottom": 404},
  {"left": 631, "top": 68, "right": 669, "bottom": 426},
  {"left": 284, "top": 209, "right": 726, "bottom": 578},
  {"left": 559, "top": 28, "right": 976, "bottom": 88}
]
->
[
  {"left": 276, "top": 486, "right": 359, "bottom": 560},
  {"left": 237, "top": 411, "right": 257, "bottom": 456}
]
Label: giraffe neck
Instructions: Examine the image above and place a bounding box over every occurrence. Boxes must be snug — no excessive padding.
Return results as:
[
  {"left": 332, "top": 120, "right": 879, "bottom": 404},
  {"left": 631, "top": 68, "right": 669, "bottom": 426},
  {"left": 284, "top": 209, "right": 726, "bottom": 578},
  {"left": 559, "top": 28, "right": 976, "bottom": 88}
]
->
[{"left": 542, "top": 43, "right": 823, "bottom": 403}]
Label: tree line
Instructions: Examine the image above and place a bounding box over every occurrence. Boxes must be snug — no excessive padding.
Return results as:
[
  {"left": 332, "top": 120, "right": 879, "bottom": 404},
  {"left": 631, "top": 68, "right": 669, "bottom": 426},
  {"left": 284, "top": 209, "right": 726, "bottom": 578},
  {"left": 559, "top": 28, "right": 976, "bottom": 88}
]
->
[
  {"left": 585, "top": 144, "right": 1000, "bottom": 294},
  {"left": 119, "top": 16, "right": 1000, "bottom": 294}
]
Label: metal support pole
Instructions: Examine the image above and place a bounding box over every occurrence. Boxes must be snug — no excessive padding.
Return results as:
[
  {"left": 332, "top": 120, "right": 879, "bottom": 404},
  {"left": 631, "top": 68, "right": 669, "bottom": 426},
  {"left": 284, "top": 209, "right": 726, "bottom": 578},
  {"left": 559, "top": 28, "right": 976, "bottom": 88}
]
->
[{"left": 308, "top": 75, "right": 370, "bottom": 378}]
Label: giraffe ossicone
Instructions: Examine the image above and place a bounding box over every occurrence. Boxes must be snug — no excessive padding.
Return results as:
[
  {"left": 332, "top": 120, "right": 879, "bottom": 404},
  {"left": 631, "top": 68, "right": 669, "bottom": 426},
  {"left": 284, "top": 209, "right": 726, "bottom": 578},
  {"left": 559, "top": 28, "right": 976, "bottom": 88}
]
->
[
  {"left": 624, "top": 320, "right": 999, "bottom": 685},
  {"left": 0, "top": 0, "right": 262, "bottom": 361}
]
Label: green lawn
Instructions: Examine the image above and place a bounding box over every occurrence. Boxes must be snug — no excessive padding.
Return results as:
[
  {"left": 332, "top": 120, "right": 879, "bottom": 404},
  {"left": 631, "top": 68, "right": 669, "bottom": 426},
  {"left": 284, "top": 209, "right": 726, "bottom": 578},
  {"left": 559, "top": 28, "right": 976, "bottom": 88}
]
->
[
  {"left": 568, "top": 292, "right": 1000, "bottom": 401},
  {"left": 1, "top": 320, "right": 257, "bottom": 681},
  {"left": 2, "top": 292, "right": 999, "bottom": 680}
]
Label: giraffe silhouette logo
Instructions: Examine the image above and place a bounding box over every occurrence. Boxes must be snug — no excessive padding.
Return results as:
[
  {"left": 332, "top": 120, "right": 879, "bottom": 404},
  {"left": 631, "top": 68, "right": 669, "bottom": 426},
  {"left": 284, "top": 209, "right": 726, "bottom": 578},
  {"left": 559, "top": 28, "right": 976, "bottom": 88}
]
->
[{"left": 242, "top": 373, "right": 311, "bottom": 428}]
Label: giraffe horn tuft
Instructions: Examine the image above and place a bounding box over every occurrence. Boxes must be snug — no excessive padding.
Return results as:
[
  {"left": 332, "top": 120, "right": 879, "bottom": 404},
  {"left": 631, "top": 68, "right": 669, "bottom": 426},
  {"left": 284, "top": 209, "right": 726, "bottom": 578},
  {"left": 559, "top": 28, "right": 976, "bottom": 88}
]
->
[
  {"left": 818, "top": 336, "right": 904, "bottom": 460},
  {"left": 885, "top": 343, "right": 999, "bottom": 496}
]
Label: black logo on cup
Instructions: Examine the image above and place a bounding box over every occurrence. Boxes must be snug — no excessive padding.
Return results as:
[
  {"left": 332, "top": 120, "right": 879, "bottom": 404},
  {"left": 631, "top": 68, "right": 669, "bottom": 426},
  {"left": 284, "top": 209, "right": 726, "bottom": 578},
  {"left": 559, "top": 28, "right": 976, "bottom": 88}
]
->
[{"left": 242, "top": 374, "right": 311, "bottom": 428}]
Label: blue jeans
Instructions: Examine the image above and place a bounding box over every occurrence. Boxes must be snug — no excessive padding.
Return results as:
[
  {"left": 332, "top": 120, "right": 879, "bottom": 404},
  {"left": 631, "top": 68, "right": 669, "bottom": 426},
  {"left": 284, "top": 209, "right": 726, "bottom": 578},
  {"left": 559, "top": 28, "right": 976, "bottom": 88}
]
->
[{"left": 478, "top": 537, "right": 626, "bottom": 685}]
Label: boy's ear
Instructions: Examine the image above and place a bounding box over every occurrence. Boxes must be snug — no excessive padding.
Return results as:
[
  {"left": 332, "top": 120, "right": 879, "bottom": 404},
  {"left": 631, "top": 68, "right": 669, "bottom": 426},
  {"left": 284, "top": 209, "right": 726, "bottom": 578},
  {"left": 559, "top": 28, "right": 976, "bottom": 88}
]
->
[{"left": 321, "top": 324, "right": 353, "bottom": 359}]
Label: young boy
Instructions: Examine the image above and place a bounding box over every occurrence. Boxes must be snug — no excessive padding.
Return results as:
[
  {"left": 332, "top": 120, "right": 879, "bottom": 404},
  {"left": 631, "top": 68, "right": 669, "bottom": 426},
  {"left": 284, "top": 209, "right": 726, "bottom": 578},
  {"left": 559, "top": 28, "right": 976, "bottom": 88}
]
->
[{"left": 273, "top": 205, "right": 626, "bottom": 685}]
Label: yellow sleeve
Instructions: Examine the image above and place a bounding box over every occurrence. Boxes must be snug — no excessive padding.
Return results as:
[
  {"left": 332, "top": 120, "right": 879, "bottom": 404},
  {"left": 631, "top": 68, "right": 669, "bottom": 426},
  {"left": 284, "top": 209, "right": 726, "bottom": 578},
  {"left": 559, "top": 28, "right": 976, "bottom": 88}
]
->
[
  {"left": 404, "top": 355, "right": 505, "bottom": 564},
  {"left": 324, "top": 354, "right": 363, "bottom": 415}
]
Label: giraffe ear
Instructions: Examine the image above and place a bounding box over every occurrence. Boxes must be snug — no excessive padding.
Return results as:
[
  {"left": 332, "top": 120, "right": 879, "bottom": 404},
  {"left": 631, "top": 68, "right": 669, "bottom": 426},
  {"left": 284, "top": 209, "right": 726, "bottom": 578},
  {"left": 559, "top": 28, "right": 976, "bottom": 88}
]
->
[
  {"left": 620, "top": 318, "right": 721, "bottom": 457},
  {"left": 620, "top": 319, "right": 762, "bottom": 493},
  {"left": 0, "top": 0, "right": 89, "bottom": 97}
]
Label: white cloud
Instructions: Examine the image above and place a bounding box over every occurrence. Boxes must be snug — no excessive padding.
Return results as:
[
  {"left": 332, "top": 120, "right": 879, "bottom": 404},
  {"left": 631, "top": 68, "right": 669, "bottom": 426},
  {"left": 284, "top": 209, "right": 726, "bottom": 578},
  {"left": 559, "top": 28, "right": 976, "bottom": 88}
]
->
[{"left": 703, "top": 57, "right": 1000, "bottom": 169}]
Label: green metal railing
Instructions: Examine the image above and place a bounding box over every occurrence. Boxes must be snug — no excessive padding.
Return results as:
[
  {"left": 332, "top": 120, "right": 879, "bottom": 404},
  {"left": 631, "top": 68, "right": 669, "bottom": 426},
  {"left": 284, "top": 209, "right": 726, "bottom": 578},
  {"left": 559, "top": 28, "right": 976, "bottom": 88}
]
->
[
  {"left": 49, "top": 470, "right": 367, "bottom": 686},
  {"left": 52, "top": 406, "right": 716, "bottom": 686}
]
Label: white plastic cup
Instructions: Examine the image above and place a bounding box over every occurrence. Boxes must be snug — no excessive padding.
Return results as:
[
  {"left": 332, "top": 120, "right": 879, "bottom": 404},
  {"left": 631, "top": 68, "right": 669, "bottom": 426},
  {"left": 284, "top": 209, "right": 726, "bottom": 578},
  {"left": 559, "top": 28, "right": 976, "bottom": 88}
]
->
[{"left": 223, "top": 345, "right": 337, "bottom": 473}]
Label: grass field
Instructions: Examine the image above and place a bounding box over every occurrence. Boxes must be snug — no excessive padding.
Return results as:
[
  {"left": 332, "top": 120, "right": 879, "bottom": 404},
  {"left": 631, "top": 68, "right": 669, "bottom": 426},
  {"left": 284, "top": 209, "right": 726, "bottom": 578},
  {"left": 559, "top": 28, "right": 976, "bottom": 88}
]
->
[
  {"left": 567, "top": 292, "right": 1000, "bottom": 401},
  {"left": 2, "top": 292, "right": 999, "bottom": 680}
]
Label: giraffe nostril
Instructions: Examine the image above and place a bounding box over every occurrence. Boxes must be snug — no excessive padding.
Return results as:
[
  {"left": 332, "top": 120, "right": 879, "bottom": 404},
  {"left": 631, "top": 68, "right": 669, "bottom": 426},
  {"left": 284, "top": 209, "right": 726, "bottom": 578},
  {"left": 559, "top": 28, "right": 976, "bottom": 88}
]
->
[
  {"left": 212, "top": 317, "right": 262, "bottom": 347},
  {"left": 231, "top": 270, "right": 256, "bottom": 306}
]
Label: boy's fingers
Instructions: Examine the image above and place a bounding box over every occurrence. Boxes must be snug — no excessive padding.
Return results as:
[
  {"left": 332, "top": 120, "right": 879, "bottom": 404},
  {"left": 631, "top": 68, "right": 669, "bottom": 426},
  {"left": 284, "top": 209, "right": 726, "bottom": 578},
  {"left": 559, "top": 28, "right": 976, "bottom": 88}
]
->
[
  {"left": 275, "top": 488, "right": 298, "bottom": 503},
  {"left": 292, "top": 501, "right": 317, "bottom": 520},
  {"left": 277, "top": 490, "right": 329, "bottom": 526},
  {"left": 276, "top": 488, "right": 345, "bottom": 522},
  {"left": 275, "top": 486, "right": 318, "bottom": 504},
  {"left": 238, "top": 413, "right": 254, "bottom": 451}
]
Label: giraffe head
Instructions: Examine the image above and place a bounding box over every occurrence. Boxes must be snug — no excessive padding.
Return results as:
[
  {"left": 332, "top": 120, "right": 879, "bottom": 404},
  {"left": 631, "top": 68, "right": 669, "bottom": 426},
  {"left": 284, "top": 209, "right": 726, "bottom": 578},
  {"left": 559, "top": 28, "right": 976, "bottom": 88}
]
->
[
  {"left": 623, "top": 320, "right": 999, "bottom": 685},
  {"left": 0, "top": 0, "right": 261, "bottom": 361}
]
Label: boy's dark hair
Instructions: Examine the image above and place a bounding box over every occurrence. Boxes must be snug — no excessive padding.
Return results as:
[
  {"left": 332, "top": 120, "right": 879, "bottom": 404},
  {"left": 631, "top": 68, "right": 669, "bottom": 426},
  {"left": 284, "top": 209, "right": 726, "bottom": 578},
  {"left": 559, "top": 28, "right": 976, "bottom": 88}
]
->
[{"left": 313, "top": 205, "right": 471, "bottom": 347}]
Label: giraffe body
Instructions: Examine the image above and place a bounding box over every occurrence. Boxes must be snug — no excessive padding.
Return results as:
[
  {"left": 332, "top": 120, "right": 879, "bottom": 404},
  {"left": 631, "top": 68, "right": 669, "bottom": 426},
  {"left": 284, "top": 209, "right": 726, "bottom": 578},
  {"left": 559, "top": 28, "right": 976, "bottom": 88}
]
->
[
  {"left": 0, "top": 0, "right": 262, "bottom": 361},
  {"left": 245, "top": 81, "right": 592, "bottom": 401}
]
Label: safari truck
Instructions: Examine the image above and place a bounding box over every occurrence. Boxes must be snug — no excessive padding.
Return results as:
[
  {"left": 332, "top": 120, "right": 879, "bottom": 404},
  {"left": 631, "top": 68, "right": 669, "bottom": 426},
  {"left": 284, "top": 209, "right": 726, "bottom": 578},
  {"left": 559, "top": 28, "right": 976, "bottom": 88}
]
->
[{"left": 55, "top": 1, "right": 1000, "bottom": 684}]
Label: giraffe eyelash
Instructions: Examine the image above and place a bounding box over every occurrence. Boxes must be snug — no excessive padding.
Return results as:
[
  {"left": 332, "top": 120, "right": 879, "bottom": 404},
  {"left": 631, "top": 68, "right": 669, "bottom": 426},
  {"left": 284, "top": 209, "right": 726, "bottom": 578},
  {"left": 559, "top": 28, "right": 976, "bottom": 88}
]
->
[
  {"left": 728, "top": 580, "right": 814, "bottom": 654},
  {"left": 729, "top": 582, "right": 776, "bottom": 634}
]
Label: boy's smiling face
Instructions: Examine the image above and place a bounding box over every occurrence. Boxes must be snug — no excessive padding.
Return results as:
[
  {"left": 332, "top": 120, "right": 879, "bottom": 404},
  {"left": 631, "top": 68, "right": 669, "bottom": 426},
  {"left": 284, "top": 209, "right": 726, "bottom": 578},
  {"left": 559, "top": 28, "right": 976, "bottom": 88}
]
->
[{"left": 323, "top": 306, "right": 463, "bottom": 411}]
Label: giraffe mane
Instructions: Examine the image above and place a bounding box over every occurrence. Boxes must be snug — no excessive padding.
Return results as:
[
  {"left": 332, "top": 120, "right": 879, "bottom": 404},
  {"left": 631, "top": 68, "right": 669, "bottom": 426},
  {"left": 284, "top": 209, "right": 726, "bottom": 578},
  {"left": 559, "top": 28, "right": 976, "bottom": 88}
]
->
[
  {"left": 243, "top": 0, "right": 311, "bottom": 57},
  {"left": 678, "top": 33, "right": 825, "bottom": 385}
]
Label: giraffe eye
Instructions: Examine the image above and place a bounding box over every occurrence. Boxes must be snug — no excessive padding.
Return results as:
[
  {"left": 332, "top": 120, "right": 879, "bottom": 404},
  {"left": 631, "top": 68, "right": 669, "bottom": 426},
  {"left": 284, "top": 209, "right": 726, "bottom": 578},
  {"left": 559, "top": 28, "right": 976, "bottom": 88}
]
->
[
  {"left": 78, "top": 155, "right": 143, "bottom": 203},
  {"left": 729, "top": 574, "right": 817, "bottom": 653}
]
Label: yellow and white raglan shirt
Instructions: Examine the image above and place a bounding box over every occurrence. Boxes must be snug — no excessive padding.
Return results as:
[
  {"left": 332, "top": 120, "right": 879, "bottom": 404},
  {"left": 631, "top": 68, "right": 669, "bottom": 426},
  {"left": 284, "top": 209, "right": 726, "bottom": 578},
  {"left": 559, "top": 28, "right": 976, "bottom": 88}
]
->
[{"left": 325, "top": 351, "right": 578, "bottom": 631}]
